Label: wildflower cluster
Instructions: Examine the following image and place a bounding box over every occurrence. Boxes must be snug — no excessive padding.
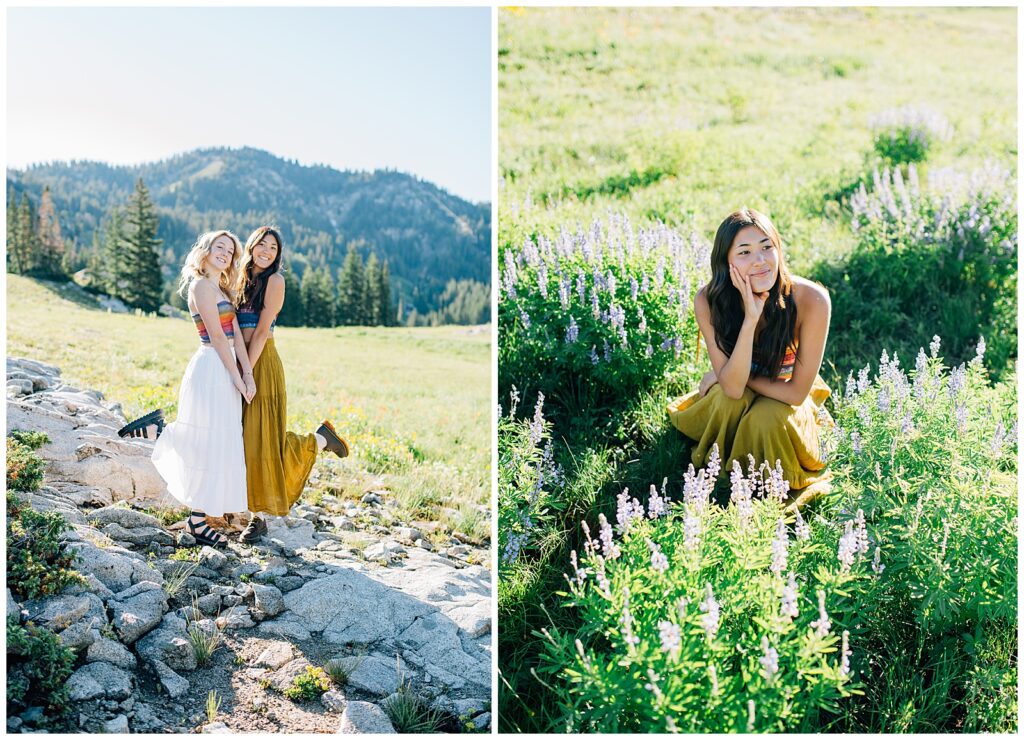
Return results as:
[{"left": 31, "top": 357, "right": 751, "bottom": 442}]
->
[
  {"left": 868, "top": 104, "right": 953, "bottom": 163},
  {"left": 549, "top": 449, "right": 865, "bottom": 733},
  {"left": 499, "top": 213, "right": 709, "bottom": 418},
  {"left": 498, "top": 389, "right": 564, "bottom": 570}
]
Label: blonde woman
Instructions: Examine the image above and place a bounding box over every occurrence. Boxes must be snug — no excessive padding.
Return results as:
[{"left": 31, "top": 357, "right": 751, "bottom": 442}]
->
[
  {"left": 233, "top": 226, "right": 349, "bottom": 544},
  {"left": 151, "top": 230, "right": 256, "bottom": 547}
]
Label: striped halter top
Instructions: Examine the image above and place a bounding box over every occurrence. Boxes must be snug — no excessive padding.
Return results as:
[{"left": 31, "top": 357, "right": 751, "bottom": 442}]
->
[{"left": 696, "top": 330, "right": 798, "bottom": 382}]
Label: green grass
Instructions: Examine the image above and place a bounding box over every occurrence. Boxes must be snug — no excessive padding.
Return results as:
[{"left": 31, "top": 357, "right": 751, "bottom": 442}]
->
[
  {"left": 499, "top": 6, "right": 1016, "bottom": 272},
  {"left": 6, "top": 275, "right": 491, "bottom": 536}
]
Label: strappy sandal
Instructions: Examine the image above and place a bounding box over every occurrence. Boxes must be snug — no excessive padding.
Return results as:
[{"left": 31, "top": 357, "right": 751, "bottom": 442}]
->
[
  {"left": 118, "top": 409, "right": 165, "bottom": 439},
  {"left": 187, "top": 513, "right": 228, "bottom": 549},
  {"left": 316, "top": 420, "right": 350, "bottom": 459}
]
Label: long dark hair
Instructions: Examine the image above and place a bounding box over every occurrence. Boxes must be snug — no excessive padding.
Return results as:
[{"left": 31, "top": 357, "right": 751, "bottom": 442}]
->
[
  {"left": 705, "top": 208, "right": 797, "bottom": 380},
  {"left": 236, "top": 226, "right": 284, "bottom": 312}
]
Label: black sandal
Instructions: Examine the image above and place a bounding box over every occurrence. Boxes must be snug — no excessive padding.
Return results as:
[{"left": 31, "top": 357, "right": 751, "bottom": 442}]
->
[
  {"left": 118, "top": 409, "right": 165, "bottom": 439},
  {"left": 187, "top": 513, "right": 228, "bottom": 549},
  {"left": 316, "top": 420, "right": 350, "bottom": 459}
]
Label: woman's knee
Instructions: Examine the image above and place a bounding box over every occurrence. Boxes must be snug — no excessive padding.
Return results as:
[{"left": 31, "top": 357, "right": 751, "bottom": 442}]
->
[
  {"left": 706, "top": 383, "right": 755, "bottom": 413},
  {"left": 740, "top": 396, "right": 793, "bottom": 432}
]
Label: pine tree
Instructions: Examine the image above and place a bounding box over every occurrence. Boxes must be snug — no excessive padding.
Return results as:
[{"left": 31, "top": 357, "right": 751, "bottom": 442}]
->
[
  {"left": 335, "top": 244, "right": 365, "bottom": 326},
  {"left": 6, "top": 188, "right": 23, "bottom": 274},
  {"left": 379, "top": 258, "right": 394, "bottom": 326},
  {"left": 364, "top": 252, "right": 382, "bottom": 325},
  {"left": 118, "top": 179, "right": 164, "bottom": 312},
  {"left": 36, "top": 186, "right": 66, "bottom": 279},
  {"left": 102, "top": 208, "right": 127, "bottom": 297},
  {"left": 17, "top": 193, "right": 40, "bottom": 275},
  {"left": 276, "top": 267, "right": 305, "bottom": 326},
  {"left": 301, "top": 266, "right": 335, "bottom": 327}
]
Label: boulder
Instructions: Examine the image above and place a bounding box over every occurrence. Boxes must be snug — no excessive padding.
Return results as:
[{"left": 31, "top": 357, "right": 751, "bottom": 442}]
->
[
  {"left": 66, "top": 541, "right": 136, "bottom": 592},
  {"left": 216, "top": 605, "right": 255, "bottom": 631},
  {"left": 251, "top": 584, "right": 285, "bottom": 618},
  {"left": 109, "top": 582, "right": 168, "bottom": 644},
  {"left": 150, "top": 659, "right": 189, "bottom": 699},
  {"left": 254, "top": 641, "right": 294, "bottom": 670},
  {"left": 101, "top": 522, "right": 174, "bottom": 547},
  {"left": 265, "top": 517, "right": 317, "bottom": 552},
  {"left": 89, "top": 505, "right": 162, "bottom": 530},
  {"left": 364, "top": 541, "right": 406, "bottom": 562},
  {"left": 56, "top": 617, "right": 98, "bottom": 651},
  {"left": 136, "top": 614, "right": 197, "bottom": 672},
  {"left": 196, "top": 593, "right": 221, "bottom": 615},
  {"left": 267, "top": 658, "right": 312, "bottom": 692},
  {"left": 328, "top": 655, "right": 400, "bottom": 696},
  {"left": 6, "top": 589, "right": 21, "bottom": 621},
  {"left": 86, "top": 638, "right": 138, "bottom": 670},
  {"left": 199, "top": 546, "right": 228, "bottom": 571},
  {"left": 321, "top": 689, "right": 347, "bottom": 713},
  {"left": 103, "top": 715, "right": 129, "bottom": 734},
  {"left": 65, "top": 662, "right": 133, "bottom": 701},
  {"left": 339, "top": 701, "right": 395, "bottom": 734},
  {"left": 22, "top": 594, "right": 90, "bottom": 632}
]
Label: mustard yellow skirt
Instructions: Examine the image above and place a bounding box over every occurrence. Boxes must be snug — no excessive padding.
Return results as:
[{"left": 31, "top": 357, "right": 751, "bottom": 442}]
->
[
  {"left": 667, "top": 375, "right": 833, "bottom": 492},
  {"left": 242, "top": 337, "right": 318, "bottom": 516}
]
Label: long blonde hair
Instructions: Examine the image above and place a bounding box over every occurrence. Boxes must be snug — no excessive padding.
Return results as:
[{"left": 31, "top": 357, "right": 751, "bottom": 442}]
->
[{"left": 177, "top": 230, "right": 242, "bottom": 302}]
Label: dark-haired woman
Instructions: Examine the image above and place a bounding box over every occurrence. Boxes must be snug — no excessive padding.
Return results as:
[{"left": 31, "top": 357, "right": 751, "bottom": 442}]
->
[
  {"left": 667, "top": 208, "right": 833, "bottom": 498},
  {"left": 234, "top": 226, "right": 349, "bottom": 543}
]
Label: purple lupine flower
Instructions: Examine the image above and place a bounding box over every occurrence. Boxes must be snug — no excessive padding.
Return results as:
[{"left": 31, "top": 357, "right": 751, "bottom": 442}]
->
[
  {"left": 528, "top": 393, "right": 545, "bottom": 447},
  {"left": 630, "top": 276, "right": 639, "bottom": 300},
  {"left": 682, "top": 512, "right": 701, "bottom": 551},
  {"left": 647, "top": 484, "right": 668, "bottom": 519},
  {"left": 648, "top": 539, "right": 669, "bottom": 573},
  {"left": 794, "top": 509, "right": 810, "bottom": 540},
  {"left": 767, "top": 460, "right": 790, "bottom": 502},
  {"left": 854, "top": 509, "right": 869, "bottom": 555},
  {"left": 972, "top": 335, "right": 986, "bottom": 365},
  {"left": 590, "top": 345, "right": 600, "bottom": 365},
  {"left": 509, "top": 385, "right": 521, "bottom": 417},
  {"left": 770, "top": 518, "right": 788, "bottom": 575},
  {"left": 729, "top": 461, "right": 753, "bottom": 526},
  {"left": 851, "top": 431, "right": 862, "bottom": 456},
  {"left": 857, "top": 366, "right": 871, "bottom": 394},
  {"left": 658, "top": 620, "right": 681, "bottom": 658},
  {"left": 558, "top": 276, "right": 571, "bottom": 309},
  {"left": 591, "top": 291, "right": 601, "bottom": 320},
  {"left": 641, "top": 271, "right": 650, "bottom": 294},
  {"left": 810, "top": 589, "right": 831, "bottom": 637},
  {"left": 637, "top": 307, "right": 647, "bottom": 333},
  {"left": 948, "top": 363, "right": 966, "bottom": 398},
  {"left": 706, "top": 443, "right": 722, "bottom": 482},
  {"left": 871, "top": 546, "right": 885, "bottom": 575},
  {"left": 759, "top": 636, "right": 779, "bottom": 682},
  {"left": 699, "top": 583, "right": 720, "bottom": 640},
  {"left": 954, "top": 403, "right": 968, "bottom": 432},
  {"left": 567, "top": 549, "right": 587, "bottom": 587},
  {"left": 991, "top": 421, "right": 1007, "bottom": 455},
  {"left": 615, "top": 488, "right": 643, "bottom": 534},
  {"left": 620, "top": 586, "right": 640, "bottom": 649},
  {"left": 837, "top": 520, "right": 858, "bottom": 573},
  {"left": 565, "top": 316, "right": 579, "bottom": 344},
  {"left": 877, "top": 386, "right": 890, "bottom": 414},
  {"left": 645, "top": 344, "right": 654, "bottom": 358},
  {"left": 845, "top": 372, "right": 857, "bottom": 400},
  {"left": 603, "top": 339, "right": 612, "bottom": 363},
  {"left": 781, "top": 572, "right": 799, "bottom": 619},
  {"left": 518, "top": 306, "right": 531, "bottom": 329},
  {"left": 576, "top": 270, "right": 586, "bottom": 301},
  {"left": 840, "top": 630, "right": 852, "bottom": 677},
  {"left": 597, "top": 513, "right": 620, "bottom": 560}
]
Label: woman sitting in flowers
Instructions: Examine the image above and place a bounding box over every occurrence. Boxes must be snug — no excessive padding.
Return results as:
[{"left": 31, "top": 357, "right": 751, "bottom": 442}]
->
[{"left": 668, "top": 208, "right": 832, "bottom": 497}]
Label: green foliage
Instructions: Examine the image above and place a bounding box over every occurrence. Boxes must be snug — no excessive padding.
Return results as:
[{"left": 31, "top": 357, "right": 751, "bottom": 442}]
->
[
  {"left": 6, "top": 492, "right": 83, "bottom": 600},
  {"left": 381, "top": 679, "right": 446, "bottom": 733},
  {"left": 6, "top": 436, "right": 46, "bottom": 494},
  {"left": 6, "top": 616, "right": 75, "bottom": 716},
  {"left": 300, "top": 265, "right": 336, "bottom": 327},
  {"left": 115, "top": 178, "right": 164, "bottom": 312},
  {"left": 205, "top": 689, "right": 222, "bottom": 724},
  {"left": 870, "top": 106, "right": 952, "bottom": 165},
  {"left": 9, "top": 429, "right": 51, "bottom": 450},
  {"left": 813, "top": 163, "right": 1017, "bottom": 384},
  {"left": 335, "top": 244, "right": 365, "bottom": 325},
  {"left": 283, "top": 665, "right": 331, "bottom": 701}
]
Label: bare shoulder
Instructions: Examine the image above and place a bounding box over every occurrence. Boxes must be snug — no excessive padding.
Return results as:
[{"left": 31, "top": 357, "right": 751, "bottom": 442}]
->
[
  {"left": 792, "top": 276, "right": 830, "bottom": 313},
  {"left": 267, "top": 273, "right": 285, "bottom": 290},
  {"left": 694, "top": 283, "right": 710, "bottom": 312}
]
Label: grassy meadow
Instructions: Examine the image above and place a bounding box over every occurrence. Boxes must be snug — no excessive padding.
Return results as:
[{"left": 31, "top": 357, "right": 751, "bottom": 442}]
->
[
  {"left": 6, "top": 275, "right": 492, "bottom": 546},
  {"left": 498, "top": 6, "right": 1016, "bottom": 734}
]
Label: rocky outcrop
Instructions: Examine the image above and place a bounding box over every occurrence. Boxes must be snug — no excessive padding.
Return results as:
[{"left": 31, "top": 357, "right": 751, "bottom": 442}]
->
[{"left": 6, "top": 357, "right": 492, "bottom": 734}]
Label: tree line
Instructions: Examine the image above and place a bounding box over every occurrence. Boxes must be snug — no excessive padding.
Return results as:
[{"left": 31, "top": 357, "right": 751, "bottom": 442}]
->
[{"left": 6, "top": 179, "right": 404, "bottom": 327}]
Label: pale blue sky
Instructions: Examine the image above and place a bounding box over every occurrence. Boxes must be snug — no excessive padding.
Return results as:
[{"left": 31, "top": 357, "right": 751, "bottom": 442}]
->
[{"left": 7, "top": 7, "right": 492, "bottom": 202}]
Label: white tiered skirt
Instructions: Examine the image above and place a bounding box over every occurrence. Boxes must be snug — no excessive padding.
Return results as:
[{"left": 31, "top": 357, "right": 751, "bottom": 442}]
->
[{"left": 152, "top": 345, "right": 247, "bottom": 517}]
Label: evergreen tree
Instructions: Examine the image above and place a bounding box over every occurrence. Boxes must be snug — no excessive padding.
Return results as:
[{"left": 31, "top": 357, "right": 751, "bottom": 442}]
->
[
  {"left": 276, "top": 267, "right": 305, "bottom": 326},
  {"left": 301, "top": 265, "right": 335, "bottom": 327},
  {"left": 97, "top": 208, "right": 127, "bottom": 296},
  {"left": 335, "top": 244, "right": 365, "bottom": 326},
  {"left": 118, "top": 179, "right": 164, "bottom": 312},
  {"left": 16, "top": 194, "right": 40, "bottom": 275},
  {"left": 35, "top": 187, "right": 66, "bottom": 278},
  {"left": 379, "top": 258, "right": 394, "bottom": 326},
  {"left": 364, "top": 252, "right": 382, "bottom": 325},
  {"left": 6, "top": 188, "right": 23, "bottom": 274}
]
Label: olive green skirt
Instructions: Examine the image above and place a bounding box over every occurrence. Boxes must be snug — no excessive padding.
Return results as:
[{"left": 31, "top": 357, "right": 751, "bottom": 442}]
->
[
  {"left": 242, "top": 337, "right": 318, "bottom": 516},
  {"left": 667, "top": 375, "right": 833, "bottom": 493}
]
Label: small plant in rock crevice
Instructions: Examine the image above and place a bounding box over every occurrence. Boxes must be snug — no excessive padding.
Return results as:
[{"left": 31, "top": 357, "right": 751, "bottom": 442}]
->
[{"left": 283, "top": 666, "right": 331, "bottom": 701}]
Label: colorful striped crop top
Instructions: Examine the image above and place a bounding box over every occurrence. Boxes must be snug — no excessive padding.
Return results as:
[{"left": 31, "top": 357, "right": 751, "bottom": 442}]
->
[
  {"left": 191, "top": 301, "right": 236, "bottom": 344},
  {"left": 751, "top": 341, "right": 798, "bottom": 381},
  {"left": 236, "top": 305, "right": 276, "bottom": 333}
]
